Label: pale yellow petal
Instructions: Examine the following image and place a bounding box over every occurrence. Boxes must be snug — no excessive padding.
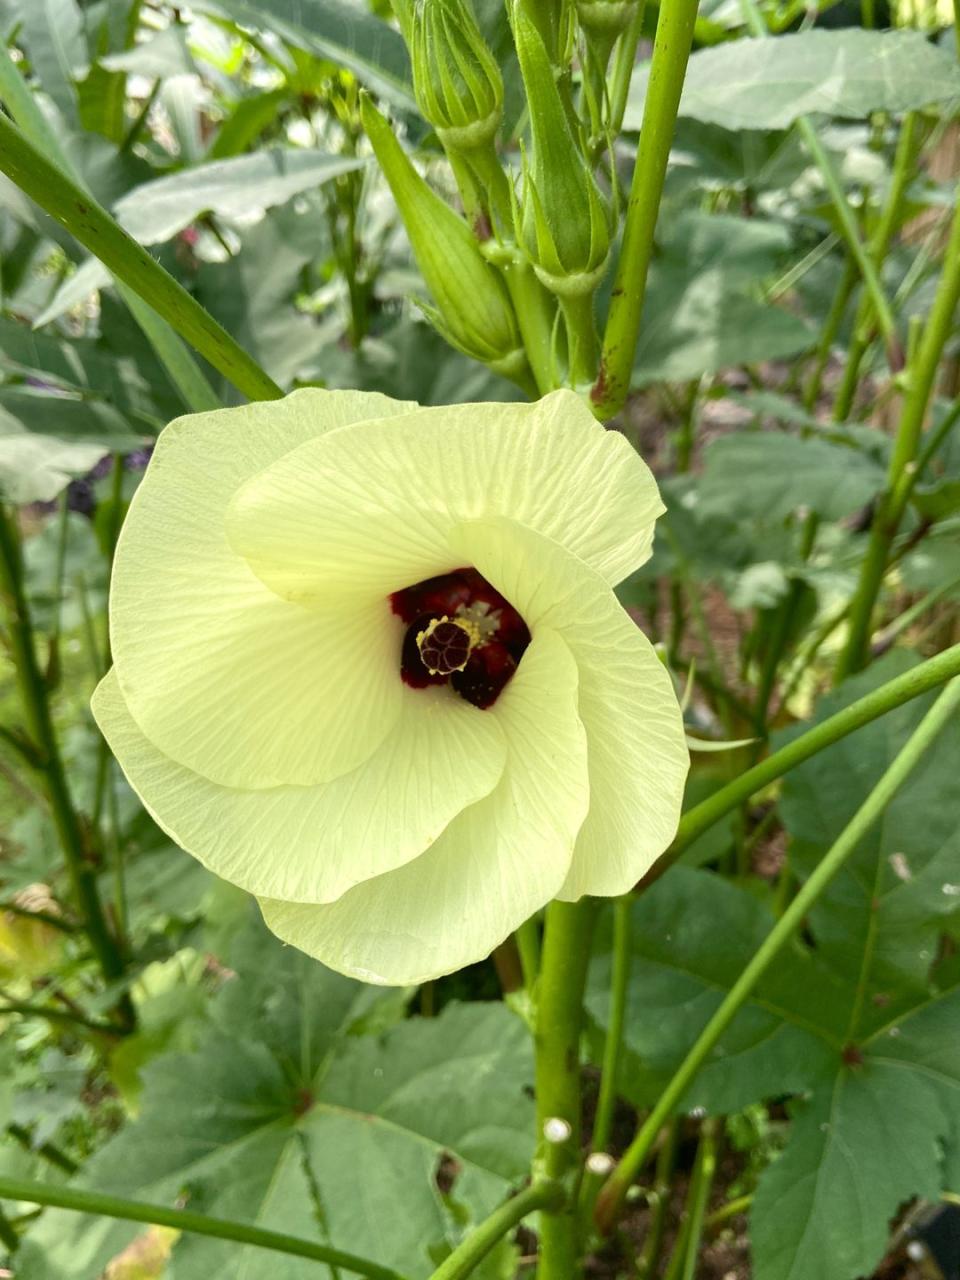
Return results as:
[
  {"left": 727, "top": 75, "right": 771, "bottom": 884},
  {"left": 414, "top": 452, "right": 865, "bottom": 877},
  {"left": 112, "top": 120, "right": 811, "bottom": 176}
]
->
[
  {"left": 226, "top": 389, "right": 663, "bottom": 604},
  {"left": 92, "top": 668, "right": 507, "bottom": 903},
  {"left": 110, "top": 389, "right": 416, "bottom": 788},
  {"left": 258, "top": 628, "right": 589, "bottom": 984},
  {"left": 452, "top": 518, "right": 689, "bottom": 898}
]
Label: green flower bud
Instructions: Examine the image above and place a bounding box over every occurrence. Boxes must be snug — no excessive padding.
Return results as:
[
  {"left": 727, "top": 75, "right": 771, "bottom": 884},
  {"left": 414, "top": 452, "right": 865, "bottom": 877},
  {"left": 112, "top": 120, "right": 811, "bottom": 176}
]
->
[
  {"left": 410, "top": 0, "right": 504, "bottom": 151},
  {"left": 361, "top": 95, "right": 526, "bottom": 378},
  {"left": 511, "top": 3, "right": 611, "bottom": 298}
]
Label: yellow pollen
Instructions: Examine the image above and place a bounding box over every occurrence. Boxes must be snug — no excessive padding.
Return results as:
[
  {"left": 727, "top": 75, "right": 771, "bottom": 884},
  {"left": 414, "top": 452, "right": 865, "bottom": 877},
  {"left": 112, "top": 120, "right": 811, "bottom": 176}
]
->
[{"left": 416, "top": 615, "right": 481, "bottom": 676}]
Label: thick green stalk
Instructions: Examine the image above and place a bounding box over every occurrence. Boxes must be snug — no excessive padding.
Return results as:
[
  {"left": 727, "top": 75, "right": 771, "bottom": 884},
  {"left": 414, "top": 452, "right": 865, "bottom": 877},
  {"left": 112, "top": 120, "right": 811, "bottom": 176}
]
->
[
  {"left": 0, "top": 505, "right": 127, "bottom": 1006},
  {"left": 597, "top": 676, "right": 960, "bottom": 1232},
  {"left": 0, "top": 1177, "right": 405, "bottom": 1280},
  {"left": 0, "top": 113, "right": 281, "bottom": 403},
  {"left": 534, "top": 899, "right": 598, "bottom": 1279},
  {"left": 428, "top": 1182, "right": 564, "bottom": 1280},
  {"left": 592, "top": 0, "right": 700, "bottom": 419},
  {"left": 590, "top": 896, "right": 632, "bottom": 1154},
  {"left": 0, "top": 42, "right": 221, "bottom": 414},
  {"left": 837, "top": 197, "right": 960, "bottom": 677},
  {"left": 652, "top": 641, "right": 960, "bottom": 872}
]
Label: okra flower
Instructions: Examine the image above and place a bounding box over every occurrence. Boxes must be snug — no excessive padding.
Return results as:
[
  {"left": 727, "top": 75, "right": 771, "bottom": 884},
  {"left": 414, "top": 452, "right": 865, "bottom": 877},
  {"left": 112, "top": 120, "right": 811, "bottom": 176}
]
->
[{"left": 93, "top": 389, "right": 688, "bottom": 985}]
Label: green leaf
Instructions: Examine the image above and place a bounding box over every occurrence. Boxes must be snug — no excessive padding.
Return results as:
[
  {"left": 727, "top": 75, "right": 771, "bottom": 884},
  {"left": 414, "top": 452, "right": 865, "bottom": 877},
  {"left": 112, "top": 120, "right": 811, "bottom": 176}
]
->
[
  {"left": 626, "top": 30, "right": 960, "bottom": 132},
  {"left": 698, "top": 432, "right": 886, "bottom": 523},
  {"left": 0, "top": 428, "right": 104, "bottom": 503},
  {"left": 587, "top": 868, "right": 843, "bottom": 1115},
  {"left": 193, "top": 202, "right": 322, "bottom": 390},
  {"left": 631, "top": 214, "right": 814, "bottom": 385},
  {"left": 780, "top": 651, "right": 960, "bottom": 994},
  {"left": 20, "top": 921, "right": 535, "bottom": 1279},
  {"left": 17, "top": 0, "right": 87, "bottom": 123},
  {"left": 0, "top": 317, "right": 174, "bottom": 429},
  {"left": 195, "top": 0, "right": 415, "bottom": 109},
  {"left": 751, "top": 1056, "right": 950, "bottom": 1280},
  {"left": 100, "top": 27, "right": 197, "bottom": 79},
  {"left": 0, "top": 387, "right": 142, "bottom": 448},
  {"left": 112, "top": 148, "right": 364, "bottom": 245}
]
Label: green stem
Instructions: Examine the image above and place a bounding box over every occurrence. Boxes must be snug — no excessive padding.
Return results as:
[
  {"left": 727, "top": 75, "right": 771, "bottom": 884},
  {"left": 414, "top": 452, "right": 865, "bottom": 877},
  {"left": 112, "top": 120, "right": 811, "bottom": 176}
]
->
[
  {"left": 663, "top": 1119, "right": 717, "bottom": 1280},
  {"left": 516, "top": 916, "right": 541, "bottom": 989},
  {"left": 752, "top": 514, "right": 819, "bottom": 737},
  {"left": 680, "top": 1121, "right": 716, "bottom": 1280},
  {"left": 6, "top": 1123, "right": 78, "bottom": 1175},
  {"left": 913, "top": 397, "right": 960, "bottom": 481},
  {"left": 0, "top": 505, "right": 128, "bottom": 1014},
  {"left": 597, "top": 675, "right": 960, "bottom": 1232},
  {"left": 0, "top": 1177, "right": 405, "bottom": 1280},
  {"left": 592, "top": 0, "right": 699, "bottom": 419},
  {"left": 636, "top": 1122, "right": 679, "bottom": 1280},
  {"left": 872, "top": 576, "right": 960, "bottom": 655},
  {"left": 650, "top": 641, "right": 960, "bottom": 872},
  {"left": 559, "top": 291, "right": 599, "bottom": 388},
  {"left": 837, "top": 197, "right": 960, "bottom": 677},
  {"left": 607, "top": 0, "right": 647, "bottom": 138},
  {"left": 0, "top": 901, "right": 78, "bottom": 934},
  {"left": 831, "top": 113, "right": 922, "bottom": 422},
  {"left": 0, "top": 113, "right": 281, "bottom": 404},
  {"left": 0, "top": 1201, "right": 18, "bottom": 1254},
  {"left": 534, "top": 899, "right": 598, "bottom": 1279},
  {"left": 501, "top": 258, "right": 559, "bottom": 395},
  {"left": 794, "top": 119, "right": 898, "bottom": 361},
  {"left": 0, "top": 1001, "right": 121, "bottom": 1038},
  {"left": 704, "top": 1193, "right": 752, "bottom": 1230},
  {"left": 590, "top": 895, "right": 631, "bottom": 1156},
  {"left": 429, "top": 1182, "right": 564, "bottom": 1280}
]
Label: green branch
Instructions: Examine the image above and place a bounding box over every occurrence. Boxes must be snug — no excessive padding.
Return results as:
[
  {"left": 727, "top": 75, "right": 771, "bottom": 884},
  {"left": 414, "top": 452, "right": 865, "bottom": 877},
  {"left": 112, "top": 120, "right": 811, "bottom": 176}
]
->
[
  {"left": 837, "top": 196, "right": 960, "bottom": 676},
  {"left": 649, "top": 641, "right": 960, "bottom": 876},
  {"left": 596, "top": 675, "right": 960, "bottom": 1232},
  {"left": 0, "top": 1177, "right": 407, "bottom": 1280},
  {"left": 428, "top": 1182, "right": 564, "bottom": 1280},
  {"left": 0, "top": 112, "right": 281, "bottom": 404},
  {"left": 0, "top": 1001, "right": 121, "bottom": 1038},
  {"left": 591, "top": 0, "right": 700, "bottom": 420}
]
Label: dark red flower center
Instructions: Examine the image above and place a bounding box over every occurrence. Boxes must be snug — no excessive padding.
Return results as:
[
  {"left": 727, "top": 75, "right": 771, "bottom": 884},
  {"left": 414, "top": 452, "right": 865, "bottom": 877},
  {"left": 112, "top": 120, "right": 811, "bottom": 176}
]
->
[{"left": 390, "top": 568, "right": 531, "bottom": 710}]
